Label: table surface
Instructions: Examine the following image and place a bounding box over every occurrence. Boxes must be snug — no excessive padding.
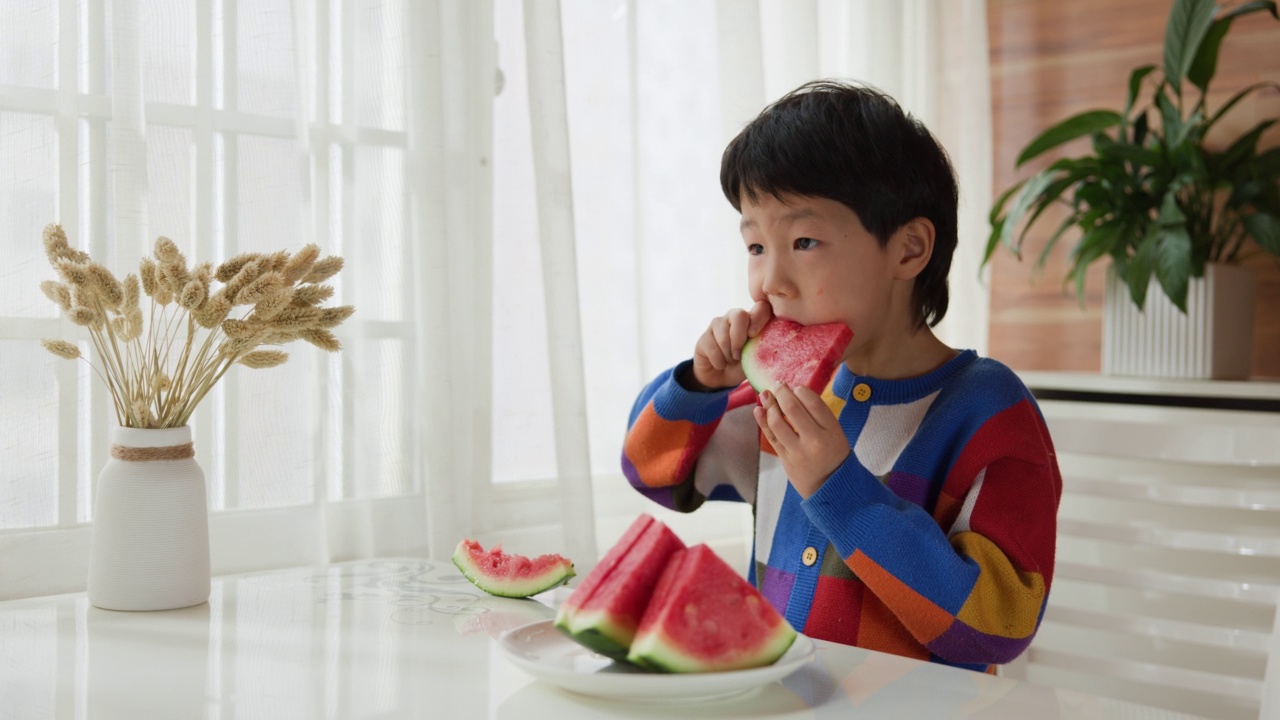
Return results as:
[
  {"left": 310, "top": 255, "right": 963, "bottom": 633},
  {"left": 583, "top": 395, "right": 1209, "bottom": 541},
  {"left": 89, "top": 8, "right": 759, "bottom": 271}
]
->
[{"left": 0, "top": 558, "right": 1210, "bottom": 720}]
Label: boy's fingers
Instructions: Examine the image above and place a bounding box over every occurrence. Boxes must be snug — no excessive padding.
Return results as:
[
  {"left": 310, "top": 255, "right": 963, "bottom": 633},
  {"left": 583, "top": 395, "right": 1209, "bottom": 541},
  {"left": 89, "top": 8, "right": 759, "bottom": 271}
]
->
[
  {"left": 728, "top": 310, "right": 750, "bottom": 361},
  {"left": 770, "top": 383, "right": 819, "bottom": 435},
  {"left": 754, "top": 406, "right": 790, "bottom": 453},
  {"left": 747, "top": 300, "right": 773, "bottom": 336},
  {"left": 793, "top": 386, "right": 833, "bottom": 430},
  {"left": 696, "top": 334, "right": 727, "bottom": 371},
  {"left": 709, "top": 319, "right": 732, "bottom": 369},
  {"left": 764, "top": 401, "right": 798, "bottom": 446},
  {"left": 753, "top": 406, "right": 775, "bottom": 445}
]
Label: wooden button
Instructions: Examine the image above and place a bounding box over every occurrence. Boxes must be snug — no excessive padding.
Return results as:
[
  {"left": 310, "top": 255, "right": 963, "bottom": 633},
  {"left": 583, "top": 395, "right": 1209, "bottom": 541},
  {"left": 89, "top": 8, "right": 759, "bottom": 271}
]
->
[
  {"left": 853, "top": 383, "right": 872, "bottom": 402},
  {"left": 802, "top": 546, "right": 818, "bottom": 566}
]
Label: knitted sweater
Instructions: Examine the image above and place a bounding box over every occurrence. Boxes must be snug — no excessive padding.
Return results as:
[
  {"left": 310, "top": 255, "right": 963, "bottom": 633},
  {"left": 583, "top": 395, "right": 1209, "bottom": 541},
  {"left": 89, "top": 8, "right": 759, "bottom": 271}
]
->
[{"left": 621, "top": 350, "right": 1061, "bottom": 672}]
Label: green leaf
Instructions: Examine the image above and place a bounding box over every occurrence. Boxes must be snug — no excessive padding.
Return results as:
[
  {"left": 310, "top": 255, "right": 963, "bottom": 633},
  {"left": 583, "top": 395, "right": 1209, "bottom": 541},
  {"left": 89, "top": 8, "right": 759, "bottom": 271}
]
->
[
  {"left": 1244, "top": 212, "right": 1280, "bottom": 255},
  {"left": 1132, "top": 110, "right": 1150, "bottom": 146},
  {"left": 984, "top": 216, "right": 1008, "bottom": 265},
  {"left": 1175, "top": 109, "right": 1206, "bottom": 149},
  {"left": 1069, "top": 222, "right": 1122, "bottom": 303},
  {"left": 1206, "top": 81, "right": 1280, "bottom": 132},
  {"left": 1164, "top": 0, "right": 1217, "bottom": 90},
  {"left": 1021, "top": 174, "right": 1084, "bottom": 248},
  {"left": 1182, "top": 0, "right": 1274, "bottom": 90},
  {"left": 1036, "top": 213, "right": 1082, "bottom": 274},
  {"left": 984, "top": 181, "right": 1026, "bottom": 264},
  {"left": 1215, "top": 0, "right": 1279, "bottom": 22},
  {"left": 1187, "top": 17, "right": 1231, "bottom": 94},
  {"left": 1149, "top": 192, "right": 1192, "bottom": 311},
  {"left": 988, "top": 181, "right": 1024, "bottom": 225},
  {"left": 1126, "top": 229, "right": 1158, "bottom": 309},
  {"left": 1157, "top": 190, "right": 1188, "bottom": 227},
  {"left": 1257, "top": 147, "right": 1280, "bottom": 176},
  {"left": 1016, "top": 110, "right": 1122, "bottom": 167},
  {"left": 1074, "top": 182, "right": 1115, "bottom": 211},
  {"left": 1111, "top": 254, "right": 1131, "bottom": 290},
  {"left": 1124, "top": 65, "right": 1158, "bottom": 117},
  {"left": 1155, "top": 226, "right": 1193, "bottom": 312},
  {"left": 998, "top": 169, "right": 1062, "bottom": 253},
  {"left": 1156, "top": 88, "right": 1182, "bottom": 145},
  {"left": 1093, "top": 133, "right": 1161, "bottom": 166},
  {"left": 1220, "top": 119, "right": 1277, "bottom": 171},
  {"left": 1227, "top": 179, "right": 1268, "bottom": 208}
]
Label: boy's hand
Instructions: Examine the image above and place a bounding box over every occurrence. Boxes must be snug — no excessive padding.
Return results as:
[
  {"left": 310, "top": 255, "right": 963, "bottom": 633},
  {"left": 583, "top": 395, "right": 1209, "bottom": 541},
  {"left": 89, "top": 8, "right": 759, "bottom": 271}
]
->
[
  {"left": 688, "top": 301, "right": 773, "bottom": 391},
  {"left": 755, "top": 383, "right": 849, "bottom": 498}
]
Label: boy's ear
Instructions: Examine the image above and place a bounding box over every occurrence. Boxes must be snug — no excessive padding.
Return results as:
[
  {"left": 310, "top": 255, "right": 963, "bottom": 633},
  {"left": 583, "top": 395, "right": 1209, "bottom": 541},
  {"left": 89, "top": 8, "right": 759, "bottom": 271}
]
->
[{"left": 892, "top": 218, "right": 935, "bottom": 280}]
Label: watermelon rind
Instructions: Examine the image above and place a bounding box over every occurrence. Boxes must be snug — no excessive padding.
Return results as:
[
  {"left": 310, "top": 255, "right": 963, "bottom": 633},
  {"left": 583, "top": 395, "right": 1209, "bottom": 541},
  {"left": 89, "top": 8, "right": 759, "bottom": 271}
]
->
[
  {"left": 452, "top": 540, "right": 575, "bottom": 599},
  {"left": 558, "top": 610, "right": 633, "bottom": 660},
  {"left": 627, "top": 621, "right": 797, "bottom": 673},
  {"left": 740, "top": 334, "right": 773, "bottom": 393}
]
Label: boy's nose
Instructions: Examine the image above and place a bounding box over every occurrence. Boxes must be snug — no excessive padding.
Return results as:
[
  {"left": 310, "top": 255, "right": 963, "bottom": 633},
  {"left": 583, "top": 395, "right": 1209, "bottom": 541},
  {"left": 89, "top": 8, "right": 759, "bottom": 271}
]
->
[{"left": 760, "top": 259, "right": 793, "bottom": 298}]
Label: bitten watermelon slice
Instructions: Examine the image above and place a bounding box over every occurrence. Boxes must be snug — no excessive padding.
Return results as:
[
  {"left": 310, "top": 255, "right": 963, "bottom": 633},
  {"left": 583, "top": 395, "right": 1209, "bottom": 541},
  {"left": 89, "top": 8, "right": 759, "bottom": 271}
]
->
[
  {"left": 627, "top": 544, "right": 796, "bottom": 673},
  {"left": 741, "top": 318, "right": 853, "bottom": 394},
  {"left": 452, "top": 539, "right": 575, "bottom": 598},
  {"left": 554, "top": 514, "right": 685, "bottom": 660}
]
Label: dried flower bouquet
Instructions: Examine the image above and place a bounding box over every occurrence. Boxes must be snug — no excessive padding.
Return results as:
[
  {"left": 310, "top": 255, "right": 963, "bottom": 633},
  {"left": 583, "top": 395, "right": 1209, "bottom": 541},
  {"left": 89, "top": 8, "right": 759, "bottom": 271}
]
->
[{"left": 39, "top": 224, "right": 354, "bottom": 428}]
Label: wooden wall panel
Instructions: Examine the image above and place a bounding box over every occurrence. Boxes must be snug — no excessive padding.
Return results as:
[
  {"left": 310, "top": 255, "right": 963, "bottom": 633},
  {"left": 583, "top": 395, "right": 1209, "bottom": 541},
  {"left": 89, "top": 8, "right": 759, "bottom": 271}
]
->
[{"left": 986, "top": 0, "right": 1280, "bottom": 377}]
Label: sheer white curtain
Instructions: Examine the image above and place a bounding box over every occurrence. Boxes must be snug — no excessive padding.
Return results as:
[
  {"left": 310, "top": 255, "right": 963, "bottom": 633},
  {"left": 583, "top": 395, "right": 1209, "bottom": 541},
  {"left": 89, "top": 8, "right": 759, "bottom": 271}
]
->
[{"left": 0, "top": 0, "right": 991, "bottom": 600}]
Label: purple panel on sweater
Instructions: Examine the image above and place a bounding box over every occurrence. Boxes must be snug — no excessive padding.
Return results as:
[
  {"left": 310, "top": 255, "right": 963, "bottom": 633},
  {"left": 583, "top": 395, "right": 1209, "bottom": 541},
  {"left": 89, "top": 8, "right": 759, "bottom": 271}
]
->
[
  {"left": 925, "top": 620, "right": 1031, "bottom": 665},
  {"left": 885, "top": 470, "right": 930, "bottom": 507},
  {"left": 620, "top": 454, "right": 678, "bottom": 510},
  {"left": 761, "top": 564, "right": 796, "bottom": 616}
]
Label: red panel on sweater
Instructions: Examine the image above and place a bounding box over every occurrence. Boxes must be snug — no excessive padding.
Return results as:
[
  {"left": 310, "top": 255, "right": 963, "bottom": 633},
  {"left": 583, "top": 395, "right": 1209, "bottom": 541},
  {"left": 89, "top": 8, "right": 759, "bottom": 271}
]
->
[
  {"left": 802, "top": 575, "right": 863, "bottom": 646},
  {"left": 965, "top": 455, "right": 1061, "bottom": 583}
]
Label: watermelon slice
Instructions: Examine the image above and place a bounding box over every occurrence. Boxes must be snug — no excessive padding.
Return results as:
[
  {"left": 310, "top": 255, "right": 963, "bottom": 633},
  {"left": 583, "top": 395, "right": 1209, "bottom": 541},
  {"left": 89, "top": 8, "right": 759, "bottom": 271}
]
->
[
  {"left": 741, "top": 318, "right": 853, "bottom": 394},
  {"left": 452, "top": 539, "right": 575, "bottom": 598},
  {"left": 627, "top": 544, "right": 796, "bottom": 673},
  {"left": 554, "top": 514, "right": 686, "bottom": 660}
]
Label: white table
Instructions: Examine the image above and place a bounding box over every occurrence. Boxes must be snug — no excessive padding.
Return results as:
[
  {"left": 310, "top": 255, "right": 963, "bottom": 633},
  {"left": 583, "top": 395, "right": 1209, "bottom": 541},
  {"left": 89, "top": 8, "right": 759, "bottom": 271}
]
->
[{"left": 0, "top": 558, "right": 1209, "bottom": 719}]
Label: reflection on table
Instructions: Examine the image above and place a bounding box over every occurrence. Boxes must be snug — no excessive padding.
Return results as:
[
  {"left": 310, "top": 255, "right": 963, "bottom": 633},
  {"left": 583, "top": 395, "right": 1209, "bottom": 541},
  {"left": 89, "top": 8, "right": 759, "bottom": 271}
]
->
[{"left": 0, "top": 559, "right": 1209, "bottom": 719}]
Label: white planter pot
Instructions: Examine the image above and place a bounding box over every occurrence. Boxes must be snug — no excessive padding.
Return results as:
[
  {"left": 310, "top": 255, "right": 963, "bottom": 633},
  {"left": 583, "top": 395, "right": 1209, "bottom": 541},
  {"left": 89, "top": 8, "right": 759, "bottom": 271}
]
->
[
  {"left": 88, "top": 425, "right": 211, "bottom": 611},
  {"left": 1102, "top": 263, "right": 1256, "bottom": 380}
]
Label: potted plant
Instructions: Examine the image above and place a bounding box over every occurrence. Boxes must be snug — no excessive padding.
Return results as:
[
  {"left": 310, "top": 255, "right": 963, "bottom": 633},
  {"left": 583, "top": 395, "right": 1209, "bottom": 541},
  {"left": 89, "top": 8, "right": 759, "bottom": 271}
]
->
[
  {"left": 983, "top": 0, "right": 1279, "bottom": 379},
  {"left": 39, "top": 224, "right": 354, "bottom": 610}
]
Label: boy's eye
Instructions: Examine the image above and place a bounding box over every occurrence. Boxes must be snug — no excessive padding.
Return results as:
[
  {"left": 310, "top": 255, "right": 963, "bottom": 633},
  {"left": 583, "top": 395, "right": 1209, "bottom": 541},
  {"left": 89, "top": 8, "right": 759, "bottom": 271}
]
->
[
  {"left": 747, "top": 244, "right": 764, "bottom": 256},
  {"left": 795, "top": 237, "right": 818, "bottom": 250}
]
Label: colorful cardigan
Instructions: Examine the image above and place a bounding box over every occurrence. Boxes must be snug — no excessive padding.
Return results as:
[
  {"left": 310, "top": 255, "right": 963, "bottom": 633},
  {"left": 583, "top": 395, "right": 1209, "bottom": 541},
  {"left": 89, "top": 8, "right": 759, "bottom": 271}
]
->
[{"left": 621, "top": 350, "right": 1062, "bottom": 672}]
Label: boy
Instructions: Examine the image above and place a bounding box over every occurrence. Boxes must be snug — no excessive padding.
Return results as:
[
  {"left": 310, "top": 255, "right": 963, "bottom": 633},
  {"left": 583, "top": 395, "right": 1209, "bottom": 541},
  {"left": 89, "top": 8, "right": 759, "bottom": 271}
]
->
[{"left": 621, "top": 81, "right": 1061, "bottom": 673}]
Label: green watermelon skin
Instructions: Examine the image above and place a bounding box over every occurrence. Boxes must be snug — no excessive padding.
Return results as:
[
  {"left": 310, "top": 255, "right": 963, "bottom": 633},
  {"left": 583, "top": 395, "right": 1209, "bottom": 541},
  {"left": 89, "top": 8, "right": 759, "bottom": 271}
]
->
[
  {"left": 554, "top": 514, "right": 686, "bottom": 660},
  {"left": 626, "top": 544, "right": 797, "bottom": 673},
  {"left": 451, "top": 540, "right": 575, "bottom": 598},
  {"left": 741, "top": 319, "right": 853, "bottom": 394}
]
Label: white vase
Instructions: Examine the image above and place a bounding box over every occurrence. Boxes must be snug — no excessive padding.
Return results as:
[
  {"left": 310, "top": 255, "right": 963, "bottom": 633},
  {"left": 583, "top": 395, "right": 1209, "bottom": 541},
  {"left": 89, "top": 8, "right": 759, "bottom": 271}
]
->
[
  {"left": 88, "top": 425, "right": 211, "bottom": 611},
  {"left": 1102, "top": 263, "right": 1256, "bottom": 380}
]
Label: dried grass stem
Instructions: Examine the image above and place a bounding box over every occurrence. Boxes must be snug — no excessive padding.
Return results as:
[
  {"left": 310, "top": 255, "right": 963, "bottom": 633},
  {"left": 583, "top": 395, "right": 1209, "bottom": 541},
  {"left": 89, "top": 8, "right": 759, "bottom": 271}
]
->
[{"left": 38, "top": 224, "right": 354, "bottom": 428}]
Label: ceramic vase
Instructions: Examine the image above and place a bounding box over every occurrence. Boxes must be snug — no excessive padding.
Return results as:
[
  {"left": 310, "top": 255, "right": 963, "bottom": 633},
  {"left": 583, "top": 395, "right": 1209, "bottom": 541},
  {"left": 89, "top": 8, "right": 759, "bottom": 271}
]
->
[
  {"left": 87, "top": 425, "right": 211, "bottom": 611},
  {"left": 1102, "top": 263, "right": 1256, "bottom": 380}
]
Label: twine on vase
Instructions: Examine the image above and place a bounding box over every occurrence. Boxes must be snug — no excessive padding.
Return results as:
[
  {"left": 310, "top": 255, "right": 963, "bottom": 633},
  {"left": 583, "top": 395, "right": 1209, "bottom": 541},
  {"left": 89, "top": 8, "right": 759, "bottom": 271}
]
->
[{"left": 110, "top": 443, "right": 195, "bottom": 461}]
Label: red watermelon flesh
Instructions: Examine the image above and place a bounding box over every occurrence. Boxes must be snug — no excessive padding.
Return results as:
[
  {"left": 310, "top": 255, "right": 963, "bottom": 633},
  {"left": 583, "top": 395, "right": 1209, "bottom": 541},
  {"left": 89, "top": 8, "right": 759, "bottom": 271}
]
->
[
  {"left": 627, "top": 544, "right": 796, "bottom": 673},
  {"left": 741, "top": 318, "right": 853, "bottom": 394},
  {"left": 452, "top": 540, "right": 575, "bottom": 598},
  {"left": 554, "top": 514, "right": 686, "bottom": 660}
]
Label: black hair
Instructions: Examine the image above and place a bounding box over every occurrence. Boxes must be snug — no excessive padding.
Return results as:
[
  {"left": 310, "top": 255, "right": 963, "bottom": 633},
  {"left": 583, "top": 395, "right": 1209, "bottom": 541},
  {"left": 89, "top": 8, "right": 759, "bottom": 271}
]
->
[{"left": 720, "top": 80, "right": 959, "bottom": 328}]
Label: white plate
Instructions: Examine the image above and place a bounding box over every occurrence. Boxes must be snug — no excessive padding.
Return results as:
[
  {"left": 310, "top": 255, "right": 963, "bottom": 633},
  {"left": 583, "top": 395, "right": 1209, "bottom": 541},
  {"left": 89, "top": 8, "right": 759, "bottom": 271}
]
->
[{"left": 497, "top": 620, "right": 817, "bottom": 704}]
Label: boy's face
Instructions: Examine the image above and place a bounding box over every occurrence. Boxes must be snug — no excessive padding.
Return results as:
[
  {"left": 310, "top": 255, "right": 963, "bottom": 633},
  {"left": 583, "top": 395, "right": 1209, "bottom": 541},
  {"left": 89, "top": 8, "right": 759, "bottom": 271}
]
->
[{"left": 740, "top": 192, "right": 903, "bottom": 361}]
